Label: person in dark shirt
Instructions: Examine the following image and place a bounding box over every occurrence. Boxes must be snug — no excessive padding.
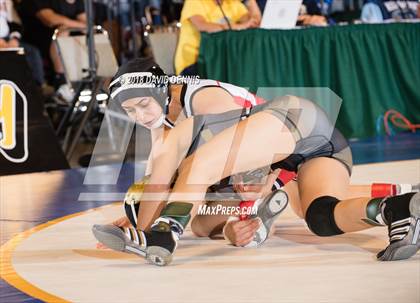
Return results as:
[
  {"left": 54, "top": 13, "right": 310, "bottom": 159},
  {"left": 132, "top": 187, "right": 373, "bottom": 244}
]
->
[
  {"left": 18, "top": 0, "right": 86, "bottom": 100},
  {"left": 255, "top": 0, "right": 333, "bottom": 26},
  {"left": 361, "top": 0, "right": 419, "bottom": 22},
  {"left": 298, "top": 0, "right": 335, "bottom": 25},
  {"left": 0, "top": 0, "right": 47, "bottom": 90}
]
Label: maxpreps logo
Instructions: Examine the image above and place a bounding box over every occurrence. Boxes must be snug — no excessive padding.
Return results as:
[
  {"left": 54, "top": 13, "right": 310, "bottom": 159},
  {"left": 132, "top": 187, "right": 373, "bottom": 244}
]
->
[{"left": 0, "top": 80, "right": 28, "bottom": 163}]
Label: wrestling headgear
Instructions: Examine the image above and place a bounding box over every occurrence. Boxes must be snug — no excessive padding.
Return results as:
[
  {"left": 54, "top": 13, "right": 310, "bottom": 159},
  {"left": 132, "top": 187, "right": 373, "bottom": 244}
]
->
[{"left": 109, "top": 58, "right": 170, "bottom": 128}]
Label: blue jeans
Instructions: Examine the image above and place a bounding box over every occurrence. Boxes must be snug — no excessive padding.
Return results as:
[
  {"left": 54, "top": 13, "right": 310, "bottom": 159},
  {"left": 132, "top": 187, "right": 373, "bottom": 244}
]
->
[
  {"left": 118, "top": 0, "right": 162, "bottom": 27},
  {"left": 21, "top": 42, "right": 45, "bottom": 86}
]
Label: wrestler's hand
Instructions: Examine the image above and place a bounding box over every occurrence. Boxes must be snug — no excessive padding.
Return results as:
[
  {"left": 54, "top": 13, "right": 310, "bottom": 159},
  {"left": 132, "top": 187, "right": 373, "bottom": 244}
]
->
[
  {"left": 96, "top": 216, "right": 132, "bottom": 249},
  {"left": 233, "top": 169, "right": 279, "bottom": 201},
  {"left": 223, "top": 218, "right": 261, "bottom": 247}
]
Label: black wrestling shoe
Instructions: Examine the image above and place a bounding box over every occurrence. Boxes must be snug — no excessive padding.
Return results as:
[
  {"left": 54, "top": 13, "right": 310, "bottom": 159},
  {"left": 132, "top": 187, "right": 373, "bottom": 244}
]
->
[
  {"left": 145, "top": 201, "right": 193, "bottom": 266},
  {"left": 92, "top": 223, "right": 179, "bottom": 266},
  {"left": 245, "top": 189, "right": 289, "bottom": 247},
  {"left": 92, "top": 224, "right": 148, "bottom": 256},
  {"left": 145, "top": 218, "right": 180, "bottom": 266},
  {"left": 92, "top": 202, "right": 193, "bottom": 266},
  {"left": 377, "top": 192, "right": 420, "bottom": 261}
]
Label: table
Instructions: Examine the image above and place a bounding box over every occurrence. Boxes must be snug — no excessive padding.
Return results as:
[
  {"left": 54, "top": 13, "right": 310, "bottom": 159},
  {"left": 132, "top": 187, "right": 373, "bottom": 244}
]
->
[{"left": 198, "top": 23, "right": 420, "bottom": 138}]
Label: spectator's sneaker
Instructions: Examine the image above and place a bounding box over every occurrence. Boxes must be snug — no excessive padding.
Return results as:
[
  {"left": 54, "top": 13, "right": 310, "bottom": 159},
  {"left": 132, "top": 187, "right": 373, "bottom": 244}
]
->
[
  {"left": 57, "top": 84, "right": 75, "bottom": 103},
  {"left": 377, "top": 192, "right": 420, "bottom": 261},
  {"left": 245, "top": 189, "right": 289, "bottom": 247}
]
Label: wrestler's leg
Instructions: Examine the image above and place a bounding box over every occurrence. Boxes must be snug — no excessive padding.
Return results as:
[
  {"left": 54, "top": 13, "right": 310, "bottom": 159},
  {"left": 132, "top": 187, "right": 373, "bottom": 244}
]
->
[
  {"left": 297, "top": 157, "right": 419, "bottom": 234},
  {"left": 285, "top": 179, "right": 415, "bottom": 222},
  {"left": 276, "top": 177, "right": 369, "bottom": 221},
  {"left": 284, "top": 182, "right": 374, "bottom": 219},
  {"left": 218, "top": 159, "right": 372, "bottom": 239},
  {"left": 347, "top": 185, "right": 371, "bottom": 198},
  {"left": 191, "top": 201, "right": 240, "bottom": 237},
  {"left": 297, "top": 157, "right": 420, "bottom": 261},
  {"left": 296, "top": 157, "right": 373, "bottom": 233},
  {"left": 170, "top": 111, "right": 296, "bottom": 217},
  {"left": 283, "top": 181, "right": 303, "bottom": 218}
]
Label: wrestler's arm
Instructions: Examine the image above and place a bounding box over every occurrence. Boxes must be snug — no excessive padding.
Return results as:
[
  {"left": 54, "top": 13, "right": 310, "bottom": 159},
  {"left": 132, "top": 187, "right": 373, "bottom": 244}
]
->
[
  {"left": 144, "top": 128, "right": 167, "bottom": 176},
  {"left": 223, "top": 169, "right": 280, "bottom": 246},
  {"left": 191, "top": 170, "right": 280, "bottom": 240},
  {"left": 137, "top": 118, "right": 195, "bottom": 231}
]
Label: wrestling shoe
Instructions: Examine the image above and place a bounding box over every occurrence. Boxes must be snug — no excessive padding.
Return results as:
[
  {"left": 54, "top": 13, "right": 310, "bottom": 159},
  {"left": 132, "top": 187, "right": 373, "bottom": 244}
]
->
[
  {"left": 245, "top": 189, "right": 289, "bottom": 247},
  {"left": 92, "top": 224, "right": 147, "bottom": 256},
  {"left": 377, "top": 192, "right": 420, "bottom": 261},
  {"left": 92, "top": 202, "right": 193, "bottom": 266}
]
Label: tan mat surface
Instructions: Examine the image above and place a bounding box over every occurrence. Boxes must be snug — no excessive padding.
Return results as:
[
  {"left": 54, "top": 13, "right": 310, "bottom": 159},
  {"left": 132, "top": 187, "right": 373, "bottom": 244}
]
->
[{"left": 6, "top": 160, "right": 420, "bottom": 302}]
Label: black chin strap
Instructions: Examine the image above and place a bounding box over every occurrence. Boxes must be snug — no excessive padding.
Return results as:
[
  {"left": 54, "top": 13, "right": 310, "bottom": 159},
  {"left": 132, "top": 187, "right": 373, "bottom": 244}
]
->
[{"left": 165, "top": 84, "right": 172, "bottom": 115}]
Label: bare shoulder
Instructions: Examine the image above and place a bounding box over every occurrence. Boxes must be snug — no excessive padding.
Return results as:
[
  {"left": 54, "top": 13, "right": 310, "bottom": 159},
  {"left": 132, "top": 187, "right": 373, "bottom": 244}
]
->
[{"left": 192, "top": 86, "right": 238, "bottom": 114}]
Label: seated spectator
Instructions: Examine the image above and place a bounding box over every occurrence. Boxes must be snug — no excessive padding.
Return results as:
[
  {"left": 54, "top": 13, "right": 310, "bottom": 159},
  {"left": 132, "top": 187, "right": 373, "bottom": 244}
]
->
[
  {"left": 243, "top": 0, "right": 262, "bottom": 25},
  {"left": 0, "top": 0, "right": 49, "bottom": 91},
  {"left": 255, "top": 0, "right": 331, "bottom": 26},
  {"left": 144, "top": 0, "right": 164, "bottom": 24},
  {"left": 297, "top": 0, "right": 333, "bottom": 26},
  {"left": 174, "top": 0, "right": 259, "bottom": 76},
  {"left": 18, "top": 0, "right": 87, "bottom": 101},
  {"left": 161, "top": 0, "right": 184, "bottom": 24},
  {"left": 253, "top": 0, "right": 267, "bottom": 12},
  {"left": 361, "top": 0, "right": 418, "bottom": 23},
  {"left": 117, "top": 0, "right": 162, "bottom": 29}
]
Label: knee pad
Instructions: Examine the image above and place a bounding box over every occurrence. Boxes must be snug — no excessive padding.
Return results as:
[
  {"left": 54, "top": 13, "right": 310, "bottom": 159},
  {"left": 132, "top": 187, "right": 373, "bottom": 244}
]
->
[{"left": 305, "top": 196, "right": 344, "bottom": 237}]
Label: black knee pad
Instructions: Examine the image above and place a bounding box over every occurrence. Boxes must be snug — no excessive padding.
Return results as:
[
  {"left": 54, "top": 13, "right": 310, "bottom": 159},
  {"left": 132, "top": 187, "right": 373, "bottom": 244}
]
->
[{"left": 305, "top": 196, "right": 344, "bottom": 237}]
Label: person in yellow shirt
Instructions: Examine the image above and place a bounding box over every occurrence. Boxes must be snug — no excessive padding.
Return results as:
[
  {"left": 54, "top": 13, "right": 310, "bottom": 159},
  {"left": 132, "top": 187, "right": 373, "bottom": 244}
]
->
[{"left": 175, "top": 0, "right": 259, "bottom": 75}]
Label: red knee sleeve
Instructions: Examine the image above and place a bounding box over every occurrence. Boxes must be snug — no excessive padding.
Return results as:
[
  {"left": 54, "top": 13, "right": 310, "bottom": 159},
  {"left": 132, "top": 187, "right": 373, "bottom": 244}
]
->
[
  {"left": 371, "top": 183, "right": 396, "bottom": 198},
  {"left": 278, "top": 170, "right": 297, "bottom": 186}
]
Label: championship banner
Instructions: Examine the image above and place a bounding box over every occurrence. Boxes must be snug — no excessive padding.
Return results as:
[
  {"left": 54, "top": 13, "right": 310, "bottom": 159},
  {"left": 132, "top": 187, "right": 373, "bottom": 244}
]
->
[{"left": 0, "top": 50, "right": 68, "bottom": 175}]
